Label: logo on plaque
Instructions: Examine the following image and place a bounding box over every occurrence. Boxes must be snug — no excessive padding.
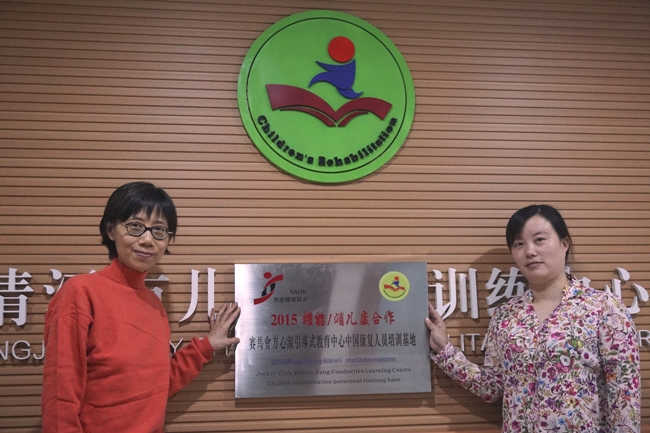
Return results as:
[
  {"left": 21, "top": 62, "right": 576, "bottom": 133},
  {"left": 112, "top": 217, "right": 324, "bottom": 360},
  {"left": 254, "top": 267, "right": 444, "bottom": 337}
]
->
[
  {"left": 254, "top": 272, "right": 284, "bottom": 305},
  {"left": 238, "top": 10, "right": 415, "bottom": 183},
  {"left": 379, "top": 271, "right": 410, "bottom": 301}
]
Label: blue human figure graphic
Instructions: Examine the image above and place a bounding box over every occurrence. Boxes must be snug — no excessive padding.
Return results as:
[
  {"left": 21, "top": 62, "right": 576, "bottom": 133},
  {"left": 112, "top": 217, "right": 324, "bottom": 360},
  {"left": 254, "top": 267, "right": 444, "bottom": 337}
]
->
[
  {"left": 309, "top": 36, "right": 363, "bottom": 99},
  {"left": 310, "top": 60, "right": 362, "bottom": 99}
]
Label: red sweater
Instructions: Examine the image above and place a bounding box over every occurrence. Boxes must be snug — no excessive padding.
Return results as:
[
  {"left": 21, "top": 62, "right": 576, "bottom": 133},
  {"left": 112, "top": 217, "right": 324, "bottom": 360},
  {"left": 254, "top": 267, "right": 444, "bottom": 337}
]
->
[{"left": 42, "top": 259, "right": 214, "bottom": 433}]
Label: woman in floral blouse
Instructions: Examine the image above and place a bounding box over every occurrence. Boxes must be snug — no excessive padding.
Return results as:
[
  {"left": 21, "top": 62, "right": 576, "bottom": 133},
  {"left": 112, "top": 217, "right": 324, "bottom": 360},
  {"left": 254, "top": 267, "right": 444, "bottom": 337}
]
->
[{"left": 425, "top": 204, "right": 640, "bottom": 432}]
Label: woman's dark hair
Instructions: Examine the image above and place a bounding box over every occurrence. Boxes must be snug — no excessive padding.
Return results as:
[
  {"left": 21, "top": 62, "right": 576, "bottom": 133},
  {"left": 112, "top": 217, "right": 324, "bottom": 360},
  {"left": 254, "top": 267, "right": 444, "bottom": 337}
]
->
[
  {"left": 505, "top": 204, "right": 573, "bottom": 263},
  {"left": 99, "top": 181, "right": 177, "bottom": 260}
]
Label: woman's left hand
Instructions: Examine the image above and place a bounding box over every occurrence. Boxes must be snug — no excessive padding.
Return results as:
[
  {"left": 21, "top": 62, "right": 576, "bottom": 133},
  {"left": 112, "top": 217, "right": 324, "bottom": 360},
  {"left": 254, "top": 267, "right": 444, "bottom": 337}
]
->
[{"left": 207, "top": 302, "right": 241, "bottom": 351}]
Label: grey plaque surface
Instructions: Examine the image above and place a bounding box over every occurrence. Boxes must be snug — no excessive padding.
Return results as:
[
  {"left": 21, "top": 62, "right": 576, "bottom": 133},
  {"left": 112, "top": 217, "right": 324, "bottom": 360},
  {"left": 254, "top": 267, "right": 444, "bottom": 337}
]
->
[{"left": 234, "top": 262, "right": 431, "bottom": 398}]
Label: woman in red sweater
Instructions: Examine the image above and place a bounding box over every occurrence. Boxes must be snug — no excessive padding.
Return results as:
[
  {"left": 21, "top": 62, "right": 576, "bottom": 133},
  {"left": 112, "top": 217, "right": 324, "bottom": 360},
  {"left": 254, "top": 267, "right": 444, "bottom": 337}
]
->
[{"left": 42, "top": 181, "right": 240, "bottom": 432}]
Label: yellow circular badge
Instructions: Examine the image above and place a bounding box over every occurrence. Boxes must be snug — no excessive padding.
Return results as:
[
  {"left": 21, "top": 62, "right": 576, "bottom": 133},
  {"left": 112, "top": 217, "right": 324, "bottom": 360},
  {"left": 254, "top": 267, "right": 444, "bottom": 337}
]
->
[{"left": 379, "top": 271, "right": 410, "bottom": 301}]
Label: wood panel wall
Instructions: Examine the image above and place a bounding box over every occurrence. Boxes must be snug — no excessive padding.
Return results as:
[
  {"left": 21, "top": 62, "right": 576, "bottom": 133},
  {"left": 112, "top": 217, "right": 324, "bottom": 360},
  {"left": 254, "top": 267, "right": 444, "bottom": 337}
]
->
[{"left": 0, "top": 0, "right": 649, "bottom": 431}]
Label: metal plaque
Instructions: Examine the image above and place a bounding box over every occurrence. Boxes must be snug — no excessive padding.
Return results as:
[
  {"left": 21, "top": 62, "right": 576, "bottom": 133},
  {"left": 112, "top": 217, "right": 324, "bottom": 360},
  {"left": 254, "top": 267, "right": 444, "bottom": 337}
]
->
[{"left": 234, "top": 262, "right": 431, "bottom": 398}]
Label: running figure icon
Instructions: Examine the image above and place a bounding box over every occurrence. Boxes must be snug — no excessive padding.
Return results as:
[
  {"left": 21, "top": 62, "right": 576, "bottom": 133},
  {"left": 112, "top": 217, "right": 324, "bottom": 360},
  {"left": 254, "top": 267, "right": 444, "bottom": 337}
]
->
[{"left": 309, "top": 36, "right": 363, "bottom": 99}]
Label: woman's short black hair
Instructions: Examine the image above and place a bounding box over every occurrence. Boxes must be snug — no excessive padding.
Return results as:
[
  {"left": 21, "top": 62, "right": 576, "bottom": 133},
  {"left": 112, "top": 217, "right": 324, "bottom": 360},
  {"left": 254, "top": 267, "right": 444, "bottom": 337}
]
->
[
  {"left": 505, "top": 204, "right": 573, "bottom": 263},
  {"left": 99, "top": 181, "right": 177, "bottom": 260}
]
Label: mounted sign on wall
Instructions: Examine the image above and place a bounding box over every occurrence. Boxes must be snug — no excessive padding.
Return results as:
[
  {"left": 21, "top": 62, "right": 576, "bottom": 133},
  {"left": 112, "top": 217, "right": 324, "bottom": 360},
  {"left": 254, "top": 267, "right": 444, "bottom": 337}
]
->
[
  {"left": 238, "top": 10, "right": 415, "bottom": 183},
  {"left": 233, "top": 262, "right": 431, "bottom": 398}
]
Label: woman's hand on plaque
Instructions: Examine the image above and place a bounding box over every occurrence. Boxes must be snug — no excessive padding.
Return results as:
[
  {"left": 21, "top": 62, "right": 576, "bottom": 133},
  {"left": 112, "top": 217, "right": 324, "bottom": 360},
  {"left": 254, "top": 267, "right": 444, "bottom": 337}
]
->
[
  {"left": 425, "top": 301, "right": 449, "bottom": 354},
  {"left": 208, "top": 302, "right": 241, "bottom": 352}
]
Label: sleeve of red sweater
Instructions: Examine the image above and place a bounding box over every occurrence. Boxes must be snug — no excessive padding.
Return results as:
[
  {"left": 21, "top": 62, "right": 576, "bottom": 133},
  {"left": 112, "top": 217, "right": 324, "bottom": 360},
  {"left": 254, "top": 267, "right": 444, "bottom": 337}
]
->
[
  {"left": 168, "top": 337, "right": 214, "bottom": 396},
  {"left": 41, "top": 280, "right": 93, "bottom": 433}
]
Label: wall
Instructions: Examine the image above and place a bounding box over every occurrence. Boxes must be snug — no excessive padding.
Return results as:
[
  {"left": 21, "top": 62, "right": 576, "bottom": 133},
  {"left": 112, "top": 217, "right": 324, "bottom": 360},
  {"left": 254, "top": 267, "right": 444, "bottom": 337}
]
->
[{"left": 0, "top": 0, "right": 649, "bottom": 431}]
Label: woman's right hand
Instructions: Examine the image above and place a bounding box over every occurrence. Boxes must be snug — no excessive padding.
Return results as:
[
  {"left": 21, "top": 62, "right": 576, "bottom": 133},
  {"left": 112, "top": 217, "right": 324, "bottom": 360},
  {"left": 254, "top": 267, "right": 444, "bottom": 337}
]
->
[{"left": 425, "top": 301, "right": 449, "bottom": 353}]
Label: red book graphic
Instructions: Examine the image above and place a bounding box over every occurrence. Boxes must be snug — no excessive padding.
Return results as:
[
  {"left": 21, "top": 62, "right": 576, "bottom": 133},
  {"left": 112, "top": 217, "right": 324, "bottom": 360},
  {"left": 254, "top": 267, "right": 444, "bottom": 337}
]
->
[
  {"left": 266, "top": 84, "right": 392, "bottom": 127},
  {"left": 383, "top": 284, "right": 405, "bottom": 292}
]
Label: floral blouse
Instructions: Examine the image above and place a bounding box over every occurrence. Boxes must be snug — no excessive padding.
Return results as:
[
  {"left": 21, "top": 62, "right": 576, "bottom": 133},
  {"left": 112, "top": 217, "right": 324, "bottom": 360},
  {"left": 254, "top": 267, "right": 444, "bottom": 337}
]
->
[{"left": 432, "top": 278, "right": 640, "bottom": 432}]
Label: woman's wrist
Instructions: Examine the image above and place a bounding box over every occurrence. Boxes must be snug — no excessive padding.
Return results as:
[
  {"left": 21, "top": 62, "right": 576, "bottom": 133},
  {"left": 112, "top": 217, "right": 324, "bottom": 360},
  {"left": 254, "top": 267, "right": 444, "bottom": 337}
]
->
[{"left": 430, "top": 340, "right": 449, "bottom": 357}]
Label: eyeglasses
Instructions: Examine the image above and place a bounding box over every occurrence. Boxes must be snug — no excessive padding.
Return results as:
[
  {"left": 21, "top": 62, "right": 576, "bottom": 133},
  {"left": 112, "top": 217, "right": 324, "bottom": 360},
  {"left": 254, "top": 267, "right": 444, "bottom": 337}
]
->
[{"left": 121, "top": 222, "right": 172, "bottom": 240}]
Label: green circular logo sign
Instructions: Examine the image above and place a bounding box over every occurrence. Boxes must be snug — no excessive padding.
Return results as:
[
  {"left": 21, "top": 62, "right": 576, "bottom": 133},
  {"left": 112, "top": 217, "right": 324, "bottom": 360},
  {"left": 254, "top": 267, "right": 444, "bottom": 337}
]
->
[
  {"left": 379, "top": 271, "right": 410, "bottom": 301},
  {"left": 238, "top": 11, "right": 415, "bottom": 183}
]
